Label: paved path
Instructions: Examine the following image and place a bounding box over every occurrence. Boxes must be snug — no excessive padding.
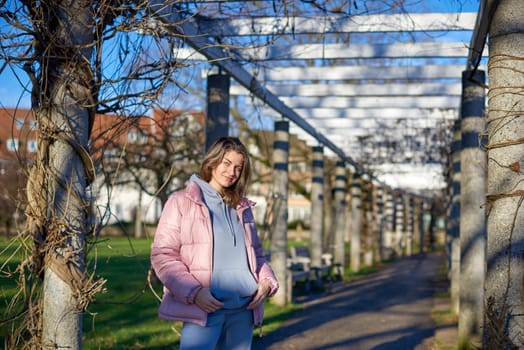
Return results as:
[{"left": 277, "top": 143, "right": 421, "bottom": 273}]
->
[{"left": 253, "top": 252, "right": 445, "bottom": 350}]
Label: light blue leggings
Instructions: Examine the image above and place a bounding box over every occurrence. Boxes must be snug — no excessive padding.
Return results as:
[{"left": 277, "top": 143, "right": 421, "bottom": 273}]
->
[{"left": 179, "top": 308, "right": 254, "bottom": 350}]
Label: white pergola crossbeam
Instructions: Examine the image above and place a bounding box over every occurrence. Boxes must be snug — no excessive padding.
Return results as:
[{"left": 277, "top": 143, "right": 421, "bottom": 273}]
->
[
  {"left": 177, "top": 41, "right": 486, "bottom": 61},
  {"left": 278, "top": 96, "right": 460, "bottom": 109},
  {"left": 260, "top": 107, "right": 457, "bottom": 120},
  {"left": 231, "top": 82, "right": 462, "bottom": 97},
  {"left": 264, "top": 42, "right": 477, "bottom": 60},
  {"left": 194, "top": 12, "right": 477, "bottom": 36},
  {"left": 261, "top": 65, "right": 466, "bottom": 81},
  {"left": 288, "top": 117, "right": 448, "bottom": 129}
]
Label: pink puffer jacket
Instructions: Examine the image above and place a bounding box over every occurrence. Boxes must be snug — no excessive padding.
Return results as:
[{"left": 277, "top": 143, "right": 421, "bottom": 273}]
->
[{"left": 151, "top": 181, "right": 279, "bottom": 327}]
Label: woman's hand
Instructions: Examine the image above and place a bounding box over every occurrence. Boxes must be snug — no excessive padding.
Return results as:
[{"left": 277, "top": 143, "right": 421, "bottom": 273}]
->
[
  {"left": 247, "top": 282, "right": 270, "bottom": 310},
  {"left": 194, "top": 288, "right": 224, "bottom": 313}
]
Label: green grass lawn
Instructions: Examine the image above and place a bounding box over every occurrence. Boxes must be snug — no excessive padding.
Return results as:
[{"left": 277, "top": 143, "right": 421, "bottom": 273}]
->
[{"left": 0, "top": 236, "right": 299, "bottom": 349}]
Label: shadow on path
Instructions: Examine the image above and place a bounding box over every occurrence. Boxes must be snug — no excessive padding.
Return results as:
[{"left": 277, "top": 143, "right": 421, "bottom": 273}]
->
[{"left": 254, "top": 252, "right": 444, "bottom": 350}]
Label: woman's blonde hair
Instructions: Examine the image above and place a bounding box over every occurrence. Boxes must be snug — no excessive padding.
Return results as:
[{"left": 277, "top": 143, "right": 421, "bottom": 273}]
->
[{"left": 199, "top": 137, "right": 251, "bottom": 207}]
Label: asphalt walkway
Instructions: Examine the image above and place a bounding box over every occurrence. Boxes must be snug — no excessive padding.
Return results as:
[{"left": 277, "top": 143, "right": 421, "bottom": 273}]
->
[{"left": 253, "top": 251, "right": 452, "bottom": 350}]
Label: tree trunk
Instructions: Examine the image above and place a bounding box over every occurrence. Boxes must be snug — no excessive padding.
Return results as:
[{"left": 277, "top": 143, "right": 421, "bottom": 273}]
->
[
  {"left": 36, "top": 1, "right": 95, "bottom": 348},
  {"left": 135, "top": 189, "right": 144, "bottom": 238},
  {"left": 484, "top": 0, "right": 524, "bottom": 348}
]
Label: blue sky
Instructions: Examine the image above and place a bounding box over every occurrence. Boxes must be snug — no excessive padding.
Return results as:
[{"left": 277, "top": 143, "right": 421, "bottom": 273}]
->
[{"left": 0, "top": 0, "right": 480, "bottom": 110}]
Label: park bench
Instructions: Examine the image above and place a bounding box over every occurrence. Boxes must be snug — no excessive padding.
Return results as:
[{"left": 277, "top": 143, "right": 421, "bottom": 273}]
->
[
  {"left": 286, "top": 258, "right": 311, "bottom": 302},
  {"left": 264, "top": 249, "right": 311, "bottom": 301},
  {"left": 290, "top": 246, "right": 334, "bottom": 288}
]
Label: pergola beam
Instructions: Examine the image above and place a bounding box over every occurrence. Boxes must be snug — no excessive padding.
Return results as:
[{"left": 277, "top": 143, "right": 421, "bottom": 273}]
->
[
  {"left": 193, "top": 12, "right": 477, "bottom": 36},
  {"left": 179, "top": 41, "right": 486, "bottom": 61},
  {"left": 467, "top": 0, "right": 499, "bottom": 70},
  {"left": 260, "top": 107, "right": 456, "bottom": 120},
  {"left": 260, "top": 65, "right": 467, "bottom": 81},
  {"left": 149, "top": 0, "right": 359, "bottom": 168},
  {"left": 278, "top": 96, "right": 460, "bottom": 109},
  {"left": 231, "top": 82, "right": 463, "bottom": 97},
  {"left": 289, "top": 117, "right": 449, "bottom": 129}
]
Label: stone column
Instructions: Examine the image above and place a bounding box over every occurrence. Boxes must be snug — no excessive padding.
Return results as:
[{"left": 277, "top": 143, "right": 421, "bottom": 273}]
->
[
  {"left": 205, "top": 74, "right": 230, "bottom": 152},
  {"left": 270, "top": 120, "right": 289, "bottom": 306},
  {"left": 394, "top": 193, "right": 404, "bottom": 257},
  {"left": 449, "top": 119, "right": 462, "bottom": 315},
  {"left": 384, "top": 189, "right": 394, "bottom": 259},
  {"left": 310, "top": 146, "right": 324, "bottom": 272},
  {"left": 350, "top": 172, "right": 362, "bottom": 272},
  {"left": 376, "top": 185, "right": 385, "bottom": 261},
  {"left": 333, "top": 160, "right": 347, "bottom": 275},
  {"left": 404, "top": 194, "right": 413, "bottom": 256},
  {"left": 484, "top": 2, "right": 524, "bottom": 347},
  {"left": 412, "top": 197, "right": 420, "bottom": 254},
  {"left": 459, "top": 69, "right": 486, "bottom": 346},
  {"left": 418, "top": 200, "right": 426, "bottom": 254},
  {"left": 362, "top": 178, "right": 373, "bottom": 266}
]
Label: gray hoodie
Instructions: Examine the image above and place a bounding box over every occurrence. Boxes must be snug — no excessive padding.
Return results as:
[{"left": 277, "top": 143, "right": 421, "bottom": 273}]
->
[{"left": 190, "top": 174, "right": 259, "bottom": 309}]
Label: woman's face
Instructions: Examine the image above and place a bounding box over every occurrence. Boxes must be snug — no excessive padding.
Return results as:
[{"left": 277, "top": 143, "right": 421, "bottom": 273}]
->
[{"left": 209, "top": 150, "right": 244, "bottom": 195}]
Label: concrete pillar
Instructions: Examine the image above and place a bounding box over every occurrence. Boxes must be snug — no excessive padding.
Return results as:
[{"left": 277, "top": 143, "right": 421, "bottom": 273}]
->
[
  {"left": 484, "top": 2, "right": 524, "bottom": 347},
  {"left": 333, "top": 160, "right": 347, "bottom": 274},
  {"left": 412, "top": 197, "right": 421, "bottom": 254},
  {"left": 323, "top": 165, "right": 334, "bottom": 253},
  {"left": 459, "top": 69, "right": 486, "bottom": 346},
  {"left": 384, "top": 189, "right": 394, "bottom": 259},
  {"left": 350, "top": 172, "right": 361, "bottom": 272},
  {"left": 428, "top": 201, "right": 439, "bottom": 249},
  {"left": 270, "top": 120, "right": 289, "bottom": 306},
  {"left": 420, "top": 201, "right": 426, "bottom": 253},
  {"left": 394, "top": 193, "right": 404, "bottom": 257},
  {"left": 362, "top": 178, "right": 373, "bottom": 266},
  {"left": 404, "top": 195, "right": 413, "bottom": 256},
  {"left": 205, "top": 74, "right": 230, "bottom": 152},
  {"left": 449, "top": 119, "right": 462, "bottom": 315},
  {"left": 310, "top": 146, "right": 324, "bottom": 272},
  {"left": 376, "top": 186, "right": 385, "bottom": 261}
]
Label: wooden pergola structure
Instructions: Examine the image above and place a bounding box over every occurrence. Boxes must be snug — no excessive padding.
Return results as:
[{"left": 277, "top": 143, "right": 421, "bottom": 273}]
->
[{"left": 151, "top": 0, "right": 487, "bottom": 196}]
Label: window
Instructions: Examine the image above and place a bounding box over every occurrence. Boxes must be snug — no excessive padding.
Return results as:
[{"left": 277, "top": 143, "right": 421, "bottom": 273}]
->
[
  {"left": 128, "top": 130, "right": 138, "bottom": 143},
  {"left": 7, "top": 138, "right": 19, "bottom": 151},
  {"left": 138, "top": 133, "right": 148, "bottom": 145},
  {"left": 290, "top": 161, "right": 307, "bottom": 172},
  {"left": 27, "top": 139, "right": 37, "bottom": 152},
  {"left": 105, "top": 148, "right": 120, "bottom": 162},
  {"left": 15, "top": 119, "right": 24, "bottom": 129}
]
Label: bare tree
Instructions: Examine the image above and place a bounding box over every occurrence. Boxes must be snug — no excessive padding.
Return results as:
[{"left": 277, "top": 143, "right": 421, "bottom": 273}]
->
[
  {"left": 0, "top": 1, "right": 202, "bottom": 347},
  {"left": 91, "top": 108, "right": 204, "bottom": 236}
]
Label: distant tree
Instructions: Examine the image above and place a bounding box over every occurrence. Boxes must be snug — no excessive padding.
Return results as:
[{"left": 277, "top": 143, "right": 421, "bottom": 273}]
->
[
  {"left": 91, "top": 108, "right": 204, "bottom": 237},
  {"left": 0, "top": 1, "right": 206, "bottom": 348}
]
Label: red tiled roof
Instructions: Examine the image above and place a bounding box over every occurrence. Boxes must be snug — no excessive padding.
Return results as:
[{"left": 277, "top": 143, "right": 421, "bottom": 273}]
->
[{"left": 0, "top": 108, "right": 205, "bottom": 163}]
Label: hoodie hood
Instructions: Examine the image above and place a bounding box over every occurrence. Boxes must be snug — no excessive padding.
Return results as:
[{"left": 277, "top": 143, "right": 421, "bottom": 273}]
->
[
  {"left": 190, "top": 174, "right": 238, "bottom": 245},
  {"left": 190, "top": 174, "right": 222, "bottom": 204}
]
